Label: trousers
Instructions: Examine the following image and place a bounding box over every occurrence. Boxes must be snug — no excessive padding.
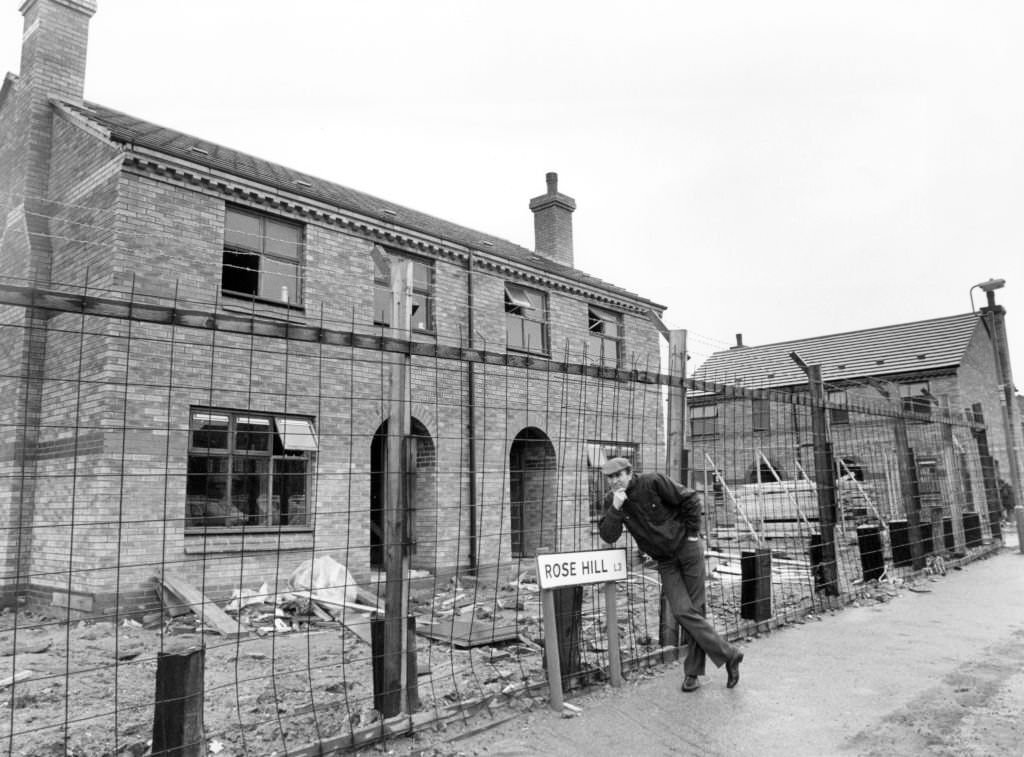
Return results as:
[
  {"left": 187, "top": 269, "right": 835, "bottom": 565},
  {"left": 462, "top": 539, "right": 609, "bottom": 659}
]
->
[{"left": 659, "top": 537, "right": 736, "bottom": 677}]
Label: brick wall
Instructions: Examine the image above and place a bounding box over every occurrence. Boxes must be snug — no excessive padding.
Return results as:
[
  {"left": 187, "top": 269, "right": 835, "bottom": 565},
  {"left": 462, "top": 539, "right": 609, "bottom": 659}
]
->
[{"left": 4, "top": 155, "right": 664, "bottom": 614}]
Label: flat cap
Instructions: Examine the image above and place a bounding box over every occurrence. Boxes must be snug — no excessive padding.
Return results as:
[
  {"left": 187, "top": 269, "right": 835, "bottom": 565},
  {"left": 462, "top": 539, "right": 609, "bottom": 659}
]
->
[{"left": 601, "top": 457, "right": 632, "bottom": 476}]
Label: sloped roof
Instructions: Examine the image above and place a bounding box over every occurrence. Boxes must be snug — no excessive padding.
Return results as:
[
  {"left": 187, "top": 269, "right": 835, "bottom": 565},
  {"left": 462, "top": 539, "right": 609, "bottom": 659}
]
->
[
  {"left": 58, "top": 100, "right": 663, "bottom": 310},
  {"left": 694, "top": 313, "right": 981, "bottom": 389}
]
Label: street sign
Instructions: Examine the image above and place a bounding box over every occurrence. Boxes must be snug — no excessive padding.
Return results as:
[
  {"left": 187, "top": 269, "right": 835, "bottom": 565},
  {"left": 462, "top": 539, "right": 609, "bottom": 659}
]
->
[
  {"left": 535, "top": 548, "right": 627, "bottom": 590},
  {"left": 534, "top": 548, "right": 627, "bottom": 711}
]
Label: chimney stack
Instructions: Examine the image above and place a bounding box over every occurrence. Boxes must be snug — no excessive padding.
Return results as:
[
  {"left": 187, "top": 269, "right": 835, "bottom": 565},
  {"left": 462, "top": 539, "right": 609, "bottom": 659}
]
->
[
  {"left": 529, "top": 172, "right": 576, "bottom": 268},
  {"left": 13, "top": 0, "right": 97, "bottom": 207},
  {"left": 18, "top": 0, "right": 96, "bottom": 104},
  {"left": 731, "top": 334, "right": 745, "bottom": 349},
  {"left": 2, "top": 0, "right": 97, "bottom": 287}
]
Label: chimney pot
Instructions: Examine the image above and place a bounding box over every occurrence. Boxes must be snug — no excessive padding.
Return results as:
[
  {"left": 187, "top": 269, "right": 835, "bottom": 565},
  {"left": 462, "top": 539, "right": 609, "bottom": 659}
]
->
[{"left": 546, "top": 172, "right": 558, "bottom": 194}]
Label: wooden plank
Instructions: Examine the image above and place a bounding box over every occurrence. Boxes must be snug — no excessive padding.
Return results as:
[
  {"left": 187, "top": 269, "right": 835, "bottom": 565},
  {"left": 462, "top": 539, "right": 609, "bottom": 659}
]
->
[
  {"left": 415, "top": 618, "right": 520, "bottom": 649},
  {"left": 0, "top": 670, "right": 33, "bottom": 689},
  {"left": 340, "top": 612, "right": 374, "bottom": 645},
  {"left": 158, "top": 587, "right": 193, "bottom": 617},
  {"left": 51, "top": 591, "right": 94, "bottom": 613},
  {"left": 151, "top": 574, "right": 242, "bottom": 636},
  {"left": 312, "top": 597, "right": 381, "bottom": 615}
]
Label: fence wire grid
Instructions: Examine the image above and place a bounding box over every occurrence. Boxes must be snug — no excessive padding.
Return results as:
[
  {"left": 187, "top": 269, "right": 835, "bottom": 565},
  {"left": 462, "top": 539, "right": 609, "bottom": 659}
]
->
[{"left": 0, "top": 273, "right": 1008, "bottom": 757}]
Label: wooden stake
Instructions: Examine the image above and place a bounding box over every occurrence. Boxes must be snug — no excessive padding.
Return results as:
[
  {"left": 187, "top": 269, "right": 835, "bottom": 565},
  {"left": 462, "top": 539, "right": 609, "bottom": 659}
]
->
[
  {"left": 152, "top": 646, "right": 205, "bottom": 757},
  {"left": 381, "top": 257, "right": 414, "bottom": 717}
]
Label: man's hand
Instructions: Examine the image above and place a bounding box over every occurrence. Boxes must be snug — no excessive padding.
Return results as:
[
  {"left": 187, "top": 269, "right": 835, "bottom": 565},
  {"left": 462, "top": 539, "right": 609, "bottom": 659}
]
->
[{"left": 612, "top": 489, "right": 628, "bottom": 510}]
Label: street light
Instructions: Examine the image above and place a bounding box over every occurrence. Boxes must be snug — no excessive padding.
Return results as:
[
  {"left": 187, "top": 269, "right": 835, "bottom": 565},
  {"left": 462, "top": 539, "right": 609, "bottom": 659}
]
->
[
  {"left": 973, "top": 278, "right": 1024, "bottom": 553},
  {"left": 970, "top": 278, "right": 1006, "bottom": 312}
]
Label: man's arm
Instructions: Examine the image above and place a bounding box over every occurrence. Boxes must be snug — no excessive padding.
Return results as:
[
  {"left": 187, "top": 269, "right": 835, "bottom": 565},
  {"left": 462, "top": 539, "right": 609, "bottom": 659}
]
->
[
  {"left": 598, "top": 492, "right": 627, "bottom": 544},
  {"left": 654, "top": 473, "right": 703, "bottom": 536}
]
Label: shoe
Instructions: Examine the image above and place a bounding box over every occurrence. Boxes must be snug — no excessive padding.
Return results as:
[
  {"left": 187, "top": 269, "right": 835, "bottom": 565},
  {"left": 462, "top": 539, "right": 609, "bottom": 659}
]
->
[
  {"left": 681, "top": 675, "right": 700, "bottom": 692},
  {"left": 726, "top": 651, "right": 743, "bottom": 688}
]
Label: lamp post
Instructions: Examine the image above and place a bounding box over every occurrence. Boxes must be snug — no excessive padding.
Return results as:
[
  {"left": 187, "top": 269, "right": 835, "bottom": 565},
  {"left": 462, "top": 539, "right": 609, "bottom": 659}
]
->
[{"left": 972, "top": 278, "right": 1024, "bottom": 553}]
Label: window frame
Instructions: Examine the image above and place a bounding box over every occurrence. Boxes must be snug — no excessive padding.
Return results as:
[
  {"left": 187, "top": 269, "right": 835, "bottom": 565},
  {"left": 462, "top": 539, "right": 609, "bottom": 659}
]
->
[
  {"left": 828, "top": 389, "right": 850, "bottom": 425},
  {"left": 587, "top": 304, "right": 623, "bottom": 367},
  {"left": 690, "top": 403, "right": 718, "bottom": 437},
  {"left": 504, "top": 282, "right": 549, "bottom": 355},
  {"left": 899, "top": 381, "right": 933, "bottom": 416},
  {"left": 222, "top": 205, "right": 305, "bottom": 307},
  {"left": 186, "top": 407, "right": 316, "bottom": 532},
  {"left": 751, "top": 397, "right": 771, "bottom": 433},
  {"left": 373, "top": 246, "right": 435, "bottom": 332}
]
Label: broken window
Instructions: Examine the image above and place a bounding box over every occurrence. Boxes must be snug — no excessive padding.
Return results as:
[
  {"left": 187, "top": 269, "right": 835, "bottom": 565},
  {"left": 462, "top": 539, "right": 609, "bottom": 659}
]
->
[
  {"left": 587, "top": 305, "right": 622, "bottom": 367},
  {"left": 222, "top": 205, "right": 304, "bottom": 305},
  {"left": 372, "top": 245, "right": 434, "bottom": 332},
  {"left": 505, "top": 283, "right": 548, "bottom": 354},
  {"left": 187, "top": 408, "right": 316, "bottom": 530}
]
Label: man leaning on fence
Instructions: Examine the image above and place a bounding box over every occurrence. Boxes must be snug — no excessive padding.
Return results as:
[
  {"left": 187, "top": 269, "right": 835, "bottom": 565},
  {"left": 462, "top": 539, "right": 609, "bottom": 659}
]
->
[{"left": 598, "top": 457, "right": 745, "bottom": 692}]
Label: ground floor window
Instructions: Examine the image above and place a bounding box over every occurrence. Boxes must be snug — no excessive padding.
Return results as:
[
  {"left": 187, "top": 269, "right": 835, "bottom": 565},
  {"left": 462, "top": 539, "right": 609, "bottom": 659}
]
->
[{"left": 186, "top": 408, "right": 317, "bottom": 530}]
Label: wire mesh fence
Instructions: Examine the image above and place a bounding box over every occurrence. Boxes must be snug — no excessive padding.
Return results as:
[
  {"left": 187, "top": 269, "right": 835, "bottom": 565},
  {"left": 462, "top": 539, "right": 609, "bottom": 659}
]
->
[{"left": 0, "top": 278, "right": 1007, "bottom": 756}]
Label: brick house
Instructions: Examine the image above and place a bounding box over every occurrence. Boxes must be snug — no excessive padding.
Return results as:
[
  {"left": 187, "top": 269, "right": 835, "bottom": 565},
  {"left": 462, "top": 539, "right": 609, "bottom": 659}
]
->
[
  {"left": 0, "top": 0, "right": 666, "bottom": 615},
  {"left": 688, "top": 314, "right": 1022, "bottom": 530}
]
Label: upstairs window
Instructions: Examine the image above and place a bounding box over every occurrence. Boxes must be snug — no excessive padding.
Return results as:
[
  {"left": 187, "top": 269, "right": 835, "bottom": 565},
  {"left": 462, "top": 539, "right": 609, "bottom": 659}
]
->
[
  {"left": 505, "top": 283, "right": 548, "bottom": 354},
  {"left": 690, "top": 404, "right": 718, "bottom": 437},
  {"left": 587, "top": 305, "right": 623, "bottom": 367},
  {"left": 187, "top": 408, "right": 316, "bottom": 531},
  {"left": 223, "top": 206, "right": 304, "bottom": 305},
  {"left": 373, "top": 247, "right": 433, "bottom": 331},
  {"left": 828, "top": 389, "right": 850, "bottom": 425},
  {"left": 752, "top": 398, "right": 771, "bottom": 432},
  {"left": 899, "top": 381, "right": 933, "bottom": 416}
]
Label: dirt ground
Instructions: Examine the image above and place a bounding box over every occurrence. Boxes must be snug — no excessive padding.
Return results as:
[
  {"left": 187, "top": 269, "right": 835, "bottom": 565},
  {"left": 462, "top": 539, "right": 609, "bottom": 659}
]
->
[
  {"left": 1, "top": 533, "right": 839, "bottom": 756},
  {"left": 0, "top": 565, "right": 674, "bottom": 757}
]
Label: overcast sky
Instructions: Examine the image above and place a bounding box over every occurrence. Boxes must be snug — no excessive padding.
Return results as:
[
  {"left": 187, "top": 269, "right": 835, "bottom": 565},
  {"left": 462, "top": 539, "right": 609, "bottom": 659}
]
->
[{"left": 2, "top": 0, "right": 1022, "bottom": 381}]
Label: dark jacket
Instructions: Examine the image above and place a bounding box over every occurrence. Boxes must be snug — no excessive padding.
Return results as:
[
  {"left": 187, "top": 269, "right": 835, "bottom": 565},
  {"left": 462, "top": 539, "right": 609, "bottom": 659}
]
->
[{"left": 598, "top": 472, "right": 702, "bottom": 560}]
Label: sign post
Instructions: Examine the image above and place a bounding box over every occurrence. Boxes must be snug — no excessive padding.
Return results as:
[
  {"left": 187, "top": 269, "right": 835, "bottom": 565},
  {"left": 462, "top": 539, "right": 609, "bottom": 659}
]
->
[{"left": 536, "top": 548, "right": 627, "bottom": 711}]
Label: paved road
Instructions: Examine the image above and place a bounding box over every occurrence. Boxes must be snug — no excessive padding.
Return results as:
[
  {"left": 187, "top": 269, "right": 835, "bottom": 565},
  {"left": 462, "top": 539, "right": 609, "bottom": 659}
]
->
[{"left": 419, "top": 536, "right": 1024, "bottom": 757}]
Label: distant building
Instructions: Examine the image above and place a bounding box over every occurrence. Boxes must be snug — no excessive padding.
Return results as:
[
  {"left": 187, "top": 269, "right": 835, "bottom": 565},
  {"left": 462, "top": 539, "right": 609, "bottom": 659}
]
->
[
  {"left": 0, "top": 0, "right": 665, "bottom": 614},
  {"left": 689, "top": 314, "right": 1022, "bottom": 529}
]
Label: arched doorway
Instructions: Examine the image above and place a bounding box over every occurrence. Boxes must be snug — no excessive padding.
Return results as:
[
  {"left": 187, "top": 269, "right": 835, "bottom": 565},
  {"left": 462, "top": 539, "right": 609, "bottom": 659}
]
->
[
  {"left": 509, "top": 427, "right": 557, "bottom": 558},
  {"left": 370, "top": 417, "right": 435, "bottom": 570}
]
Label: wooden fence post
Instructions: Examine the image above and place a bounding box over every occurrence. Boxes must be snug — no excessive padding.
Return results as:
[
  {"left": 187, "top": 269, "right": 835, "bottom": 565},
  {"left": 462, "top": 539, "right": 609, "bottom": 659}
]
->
[
  {"left": 660, "top": 328, "right": 688, "bottom": 652},
  {"left": 892, "top": 412, "right": 925, "bottom": 570},
  {"left": 791, "top": 354, "right": 839, "bottom": 595},
  {"left": 376, "top": 251, "right": 415, "bottom": 718},
  {"left": 152, "top": 646, "right": 205, "bottom": 757}
]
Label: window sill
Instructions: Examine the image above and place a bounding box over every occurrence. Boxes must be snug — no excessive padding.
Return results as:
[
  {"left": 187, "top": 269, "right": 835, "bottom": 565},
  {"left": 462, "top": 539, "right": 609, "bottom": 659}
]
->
[
  {"left": 373, "top": 323, "right": 437, "bottom": 338},
  {"left": 507, "top": 346, "right": 550, "bottom": 358},
  {"left": 221, "top": 295, "right": 306, "bottom": 322},
  {"left": 183, "top": 528, "right": 314, "bottom": 554}
]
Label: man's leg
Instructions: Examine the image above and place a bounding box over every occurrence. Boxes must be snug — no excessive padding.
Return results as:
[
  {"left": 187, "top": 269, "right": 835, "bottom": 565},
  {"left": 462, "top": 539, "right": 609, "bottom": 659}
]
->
[{"left": 660, "top": 546, "right": 734, "bottom": 674}]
